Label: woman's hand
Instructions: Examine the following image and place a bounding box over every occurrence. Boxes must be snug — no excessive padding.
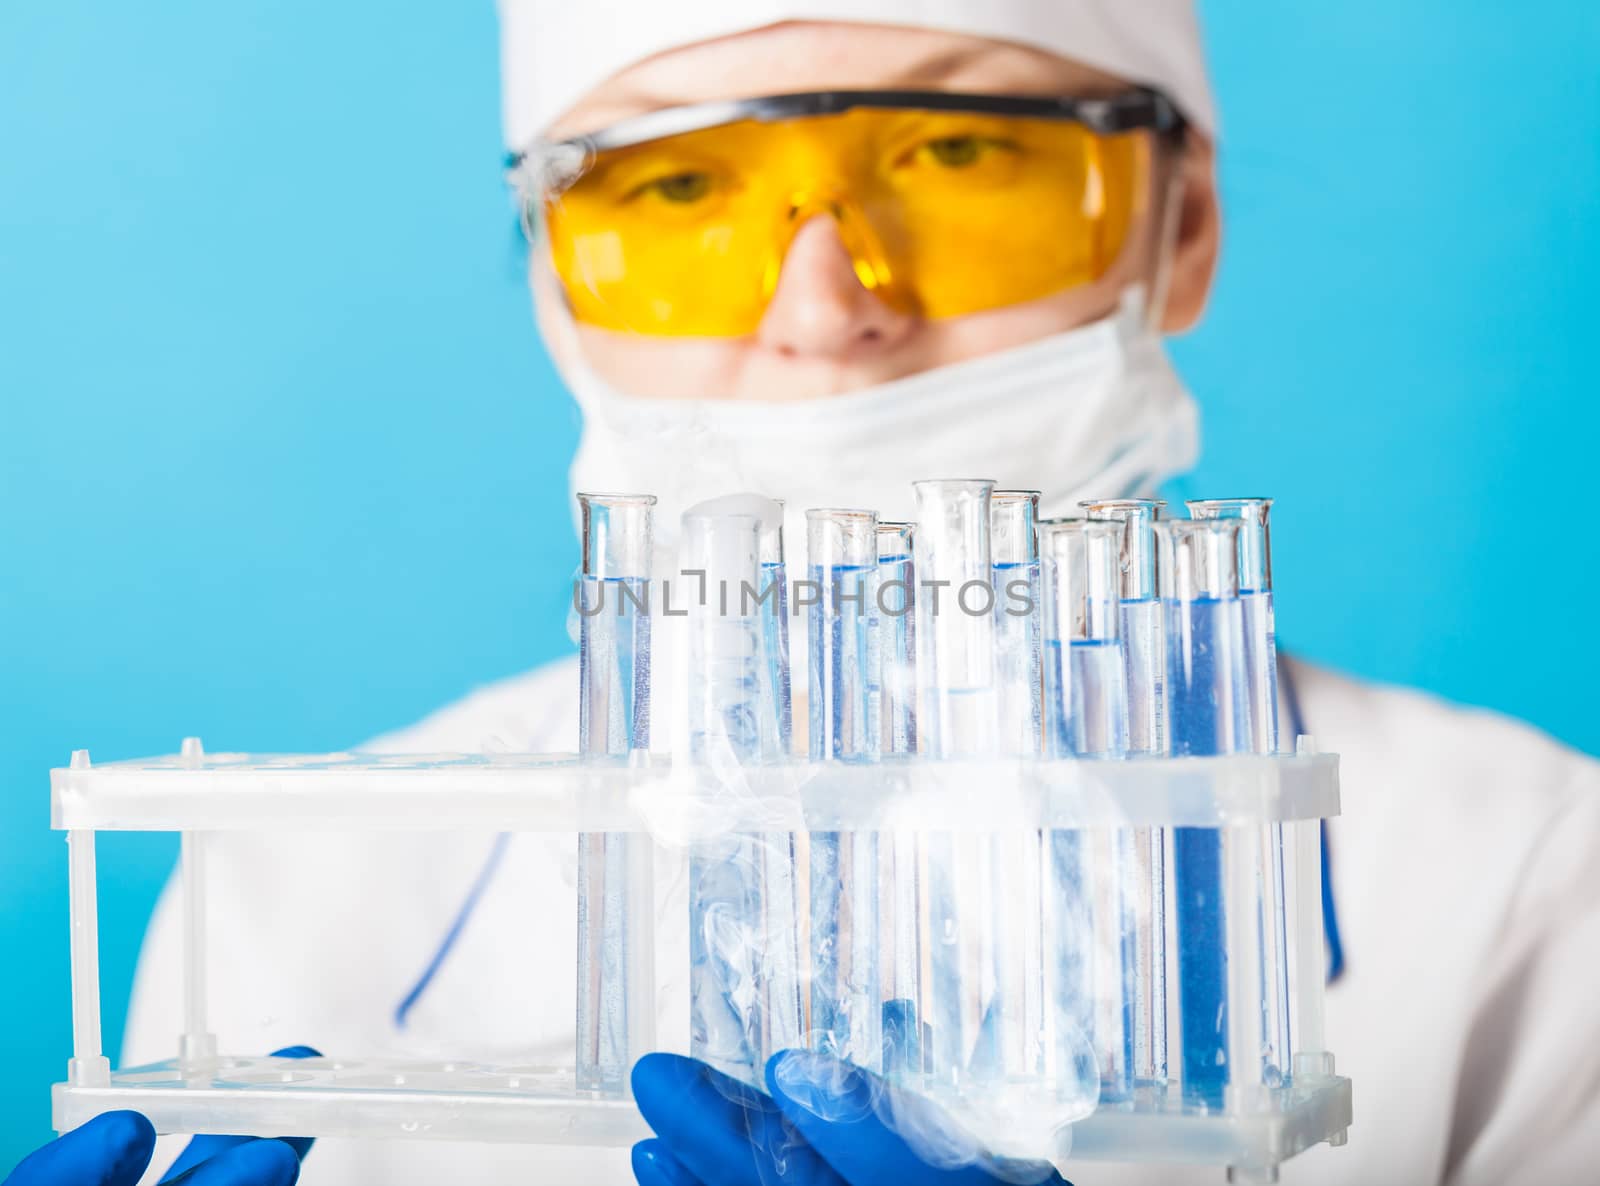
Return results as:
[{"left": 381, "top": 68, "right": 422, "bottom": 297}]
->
[
  {"left": 630, "top": 1049, "right": 1072, "bottom": 1186},
  {"left": 4, "top": 1046, "right": 320, "bottom": 1186}
]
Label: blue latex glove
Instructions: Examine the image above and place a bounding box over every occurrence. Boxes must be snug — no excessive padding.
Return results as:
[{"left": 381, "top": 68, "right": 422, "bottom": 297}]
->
[
  {"left": 3, "top": 1046, "right": 320, "bottom": 1186},
  {"left": 630, "top": 1050, "right": 1073, "bottom": 1186}
]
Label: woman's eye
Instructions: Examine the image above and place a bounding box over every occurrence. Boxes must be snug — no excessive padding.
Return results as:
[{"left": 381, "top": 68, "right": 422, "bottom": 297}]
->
[
  {"left": 908, "top": 135, "right": 1020, "bottom": 171},
  {"left": 643, "top": 171, "right": 712, "bottom": 202},
  {"left": 925, "top": 136, "right": 984, "bottom": 166}
]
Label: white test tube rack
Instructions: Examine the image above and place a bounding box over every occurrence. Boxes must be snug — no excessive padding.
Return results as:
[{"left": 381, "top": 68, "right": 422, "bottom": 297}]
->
[{"left": 50, "top": 738, "right": 1350, "bottom": 1183}]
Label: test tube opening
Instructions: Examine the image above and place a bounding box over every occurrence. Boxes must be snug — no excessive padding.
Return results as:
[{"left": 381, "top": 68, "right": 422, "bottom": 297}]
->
[
  {"left": 578, "top": 492, "right": 657, "bottom": 579},
  {"left": 807, "top": 509, "right": 878, "bottom": 570},
  {"left": 1156, "top": 518, "right": 1242, "bottom": 605},
  {"left": 1082, "top": 498, "right": 1164, "bottom": 602},
  {"left": 876, "top": 521, "right": 914, "bottom": 562},
  {"left": 991, "top": 490, "right": 1041, "bottom": 566},
  {"left": 1185, "top": 499, "right": 1273, "bottom": 594}
]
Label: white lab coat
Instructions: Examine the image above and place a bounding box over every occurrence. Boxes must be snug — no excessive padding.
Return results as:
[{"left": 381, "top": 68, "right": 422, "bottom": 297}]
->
[{"left": 124, "top": 656, "right": 1600, "bottom": 1185}]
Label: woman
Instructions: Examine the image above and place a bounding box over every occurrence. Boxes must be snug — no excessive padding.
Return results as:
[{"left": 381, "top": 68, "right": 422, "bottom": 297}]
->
[{"left": 110, "top": 3, "right": 1600, "bottom": 1184}]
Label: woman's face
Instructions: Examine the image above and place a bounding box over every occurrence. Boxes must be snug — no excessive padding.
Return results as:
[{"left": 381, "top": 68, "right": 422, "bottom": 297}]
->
[{"left": 534, "top": 21, "right": 1219, "bottom": 402}]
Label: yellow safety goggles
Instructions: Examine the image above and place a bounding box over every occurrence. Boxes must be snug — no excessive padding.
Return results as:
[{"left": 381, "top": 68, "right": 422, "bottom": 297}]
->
[{"left": 509, "top": 89, "right": 1184, "bottom": 338}]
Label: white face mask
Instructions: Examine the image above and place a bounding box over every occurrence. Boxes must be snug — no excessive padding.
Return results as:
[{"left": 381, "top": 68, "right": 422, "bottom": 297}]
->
[{"left": 563, "top": 292, "right": 1200, "bottom": 564}]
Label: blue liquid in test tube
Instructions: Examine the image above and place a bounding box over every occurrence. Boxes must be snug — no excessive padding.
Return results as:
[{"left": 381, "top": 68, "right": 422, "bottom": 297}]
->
[
  {"left": 807, "top": 509, "right": 880, "bottom": 1067},
  {"left": 1156, "top": 517, "right": 1250, "bottom": 1107},
  {"left": 576, "top": 492, "right": 655, "bottom": 1093}
]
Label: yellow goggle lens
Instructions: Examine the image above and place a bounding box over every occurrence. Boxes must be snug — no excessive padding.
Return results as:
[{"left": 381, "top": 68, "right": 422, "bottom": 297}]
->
[{"left": 544, "top": 106, "right": 1149, "bottom": 337}]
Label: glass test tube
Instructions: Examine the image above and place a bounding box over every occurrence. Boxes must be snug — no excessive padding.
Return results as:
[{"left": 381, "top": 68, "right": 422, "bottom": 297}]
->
[
  {"left": 576, "top": 493, "right": 655, "bottom": 1093},
  {"left": 1081, "top": 500, "right": 1166, "bottom": 755},
  {"left": 759, "top": 505, "right": 793, "bottom": 758},
  {"left": 756, "top": 505, "right": 803, "bottom": 1069},
  {"left": 873, "top": 521, "right": 923, "bottom": 1074},
  {"left": 1042, "top": 520, "right": 1127, "bottom": 759},
  {"left": 1186, "top": 501, "right": 1276, "bottom": 752},
  {"left": 912, "top": 480, "right": 1002, "bottom": 1087},
  {"left": 806, "top": 510, "right": 881, "bottom": 1066},
  {"left": 1156, "top": 518, "right": 1251, "bottom": 1108},
  {"left": 873, "top": 522, "right": 918, "bottom": 758},
  {"left": 1040, "top": 519, "right": 1133, "bottom": 1100},
  {"left": 913, "top": 480, "right": 998, "bottom": 758},
  {"left": 1082, "top": 498, "right": 1169, "bottom": 1086},
  {"left": 683, "top": 505, "right": 800, "bottom": 1082},
  {"left": 1188, "top": 498, "right": 1290, "bottom": 1086},
  {"left": 989, "top": 493, "right": 1044, "bottom": 1082},
  {"left": 992, "top": 491, "right": 1043, "bottom": 756}
]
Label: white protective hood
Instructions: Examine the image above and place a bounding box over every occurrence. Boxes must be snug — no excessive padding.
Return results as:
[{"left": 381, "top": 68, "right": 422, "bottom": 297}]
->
[{"left": 498, "top": 0, "right": 1216, "bottom": 147}]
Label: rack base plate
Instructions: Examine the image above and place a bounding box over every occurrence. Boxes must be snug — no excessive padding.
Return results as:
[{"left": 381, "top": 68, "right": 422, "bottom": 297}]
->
[{"left": 54, "top": 1056, "right": 1350, "bottom": 1176}]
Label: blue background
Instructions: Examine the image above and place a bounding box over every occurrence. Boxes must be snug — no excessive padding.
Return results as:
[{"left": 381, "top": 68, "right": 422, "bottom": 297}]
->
[{"left": 2, "top": 0, "right": 1596, "bottom": 1165}]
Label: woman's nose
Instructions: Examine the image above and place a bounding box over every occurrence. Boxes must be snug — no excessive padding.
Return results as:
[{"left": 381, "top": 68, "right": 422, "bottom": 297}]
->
[{"left": 755, "top": 216, "right": 915, "bottom": 358}]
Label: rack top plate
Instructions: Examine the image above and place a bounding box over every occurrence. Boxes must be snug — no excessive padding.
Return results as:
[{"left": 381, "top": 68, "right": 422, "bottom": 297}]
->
[{"left": 51, "top": 749, "right": 1339, "bottom": 832}]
